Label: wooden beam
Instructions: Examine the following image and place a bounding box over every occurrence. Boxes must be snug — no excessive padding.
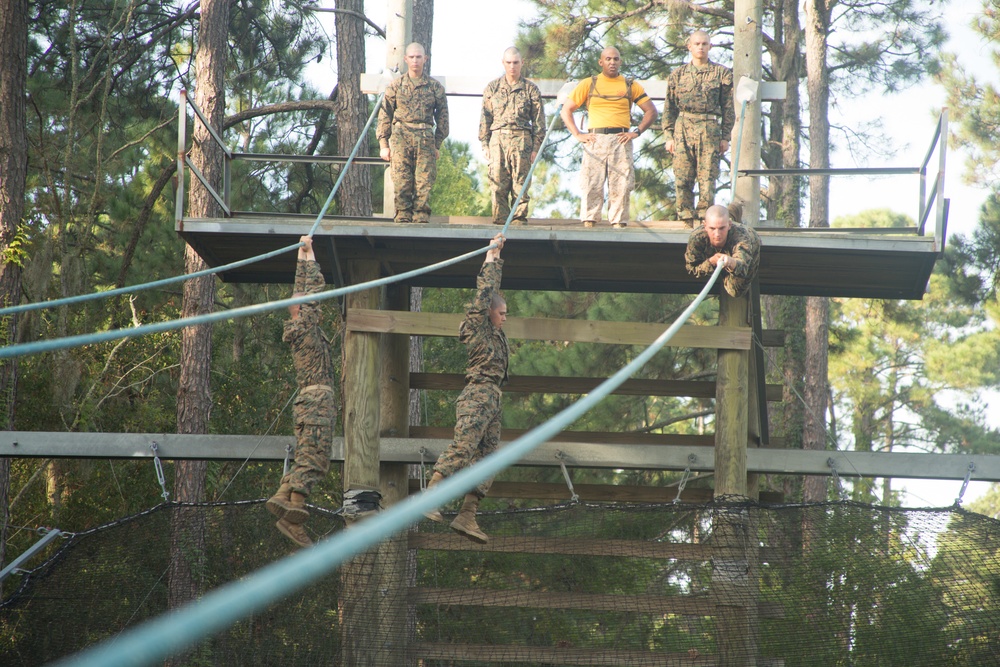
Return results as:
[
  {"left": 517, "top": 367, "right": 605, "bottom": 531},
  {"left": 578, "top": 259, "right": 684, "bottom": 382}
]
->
[
  {"left": 410, "top": 425, "right": 721, "bottom": 447},
  {"left": 3, "top": 432, "right": 997, "bottom": 481},
  {"left": 348, "top": 309, "right": 753, "bottom": 350},
  {"left": 408, "top": 532, "right": 781, "bottom": 561},
  {"left": 407, "top": 479, "right": 784, "bottom": 504},
  {"left": 411, "top": 587, "right": 783, "bottom": 617},
  {"left": 411, "top": 372, "right": 784, "bottom": 402},
  {"left": 414, "top": 642, "right": 704, "bottom": 667},
  {"left": 360, "top": 73, "right": 788, "bottom": 102}
]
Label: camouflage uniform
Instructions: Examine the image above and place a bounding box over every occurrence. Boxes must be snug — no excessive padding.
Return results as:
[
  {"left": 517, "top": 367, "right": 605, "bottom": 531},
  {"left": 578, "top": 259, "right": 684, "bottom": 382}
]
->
[
  {"left": 281, "top": 259, "right": 338, "bottom": 496},
  {"left": 664, "top": 61, "right": 735, "bottom": 224},
  {"left": 434, "top": 259, "right": 509, "bottom": 498},
  {"left": 376, "top": 73, "right": 449, "bottom": 223},
  {"left": 684, "top": 222, "right": 761, "bottom": 297},
  {"left": 480, "top": 75, "right": 546, "bottom": 224}
]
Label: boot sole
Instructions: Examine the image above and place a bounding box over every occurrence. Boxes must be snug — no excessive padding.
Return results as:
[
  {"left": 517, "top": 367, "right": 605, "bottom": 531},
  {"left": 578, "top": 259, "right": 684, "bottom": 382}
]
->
[
  {"left": 275, "top": 520, "right": 313, "bottom": 548},
  {"left": 266, "top": 498, "right": 310, "bottom": 524},
  {"left": 424, "top": 510, "right": 446, "bottom": 524},
  {"left": 450, "top": 521, "right": 488, "bottom": 544}
]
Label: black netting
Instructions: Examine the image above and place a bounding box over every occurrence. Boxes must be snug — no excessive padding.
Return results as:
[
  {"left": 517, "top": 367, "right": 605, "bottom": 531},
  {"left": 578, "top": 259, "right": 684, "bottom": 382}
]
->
[{"left": 3, "top": 500, "right": 1000, "bottom": 666}]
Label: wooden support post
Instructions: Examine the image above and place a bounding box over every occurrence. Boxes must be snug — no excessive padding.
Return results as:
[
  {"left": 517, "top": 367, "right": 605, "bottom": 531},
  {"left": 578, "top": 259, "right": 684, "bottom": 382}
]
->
[
  {"left": 381, "top": 0, "right": 411, "bottom": 218},
  {"left": 375, "top": 283, "right": 414, "bottom": 667},
  {"left": 712, "top": 0, "right": 763, "bottom": 664},
  {"left": 715, "top": 292, "right": 749, "bottom": 498},
  {"left": 341, "top": 259, "right": 382, "bottom": 667}
]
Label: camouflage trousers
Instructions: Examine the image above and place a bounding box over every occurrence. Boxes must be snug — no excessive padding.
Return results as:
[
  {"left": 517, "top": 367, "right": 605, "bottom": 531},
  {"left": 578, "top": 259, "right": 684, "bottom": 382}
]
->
[
  {"left": 282, "top": 384, "right": 336, "bottom": 496},
  {"left": 672, "top": 116, "right": 722, "bottom": 223},
  {"left": 434, "top": 382, "right": 502, "bottom": 498},
  {"left": 580, "top": 133, "right": 634, "bottom": 225},
  {"left": 488, "top": 131, "right": 533, "bottom": 223},
  {"left": 389, "top": 125, "right": 437, "bottom": 222}
]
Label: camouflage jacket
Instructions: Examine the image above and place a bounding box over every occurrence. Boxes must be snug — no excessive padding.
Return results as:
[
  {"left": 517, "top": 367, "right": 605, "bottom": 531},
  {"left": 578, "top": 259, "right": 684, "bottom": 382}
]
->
[
  {"left": 461, "top": 259, "right": 509, "bottom": 386},
  {"left": 376, "top": 74, "right": 449, "bottom": 148},
  {"left": 479, "top": 75, "right": 546, "bottom": 153},
  {"left": 663, "top": 60, "right": 735, "bottom": 137},
  {"left": 684, "top": 222, "right": 761, "bottom": 282},
  {"left": 284, "top": 260, "right": 338, "bottom": 389}
]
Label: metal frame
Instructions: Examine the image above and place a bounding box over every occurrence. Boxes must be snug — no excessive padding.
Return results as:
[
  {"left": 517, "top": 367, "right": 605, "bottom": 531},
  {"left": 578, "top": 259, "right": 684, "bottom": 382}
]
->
[
  {"left": 741, "top": 110, "right": 950, "bottom": 249},
  {"left": 173, "top": 90, "right": 388, "bottom": 224}
]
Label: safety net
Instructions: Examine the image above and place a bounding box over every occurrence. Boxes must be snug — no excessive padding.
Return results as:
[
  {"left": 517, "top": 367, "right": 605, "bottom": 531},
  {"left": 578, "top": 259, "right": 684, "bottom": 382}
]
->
[{"left": 2, "top": 499, "right": 999, "bottom": 666}]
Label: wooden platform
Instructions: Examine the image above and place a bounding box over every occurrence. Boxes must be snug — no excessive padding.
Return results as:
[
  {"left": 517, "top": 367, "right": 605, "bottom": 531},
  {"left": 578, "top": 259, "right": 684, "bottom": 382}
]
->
[{"left": 177, "top": 214, "right": 941, "bottom": 299}]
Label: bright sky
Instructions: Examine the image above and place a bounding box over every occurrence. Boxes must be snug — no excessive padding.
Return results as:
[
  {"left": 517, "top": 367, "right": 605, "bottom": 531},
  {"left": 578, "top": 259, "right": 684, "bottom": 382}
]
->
[{"left": 309, "top": 1, "right": 997, "bottom": 509}]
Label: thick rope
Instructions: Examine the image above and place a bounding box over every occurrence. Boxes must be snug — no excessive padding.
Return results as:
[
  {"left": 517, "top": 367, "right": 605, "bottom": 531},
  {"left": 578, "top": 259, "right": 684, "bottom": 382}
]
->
[
  {"left": 0, "top": 241, "right": 495, "bottom": 360},
  {"left": 52, "top": 262, "right": 724, "bottom": 667},
  {"left": 0, "top": 91, "right": 387, "bottom": 318}
]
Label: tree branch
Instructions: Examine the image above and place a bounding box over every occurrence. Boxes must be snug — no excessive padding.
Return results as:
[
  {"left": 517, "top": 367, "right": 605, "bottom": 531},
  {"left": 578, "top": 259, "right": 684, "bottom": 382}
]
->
[{"left": 310, "top": 7, "right": 386, "bottom": 38}]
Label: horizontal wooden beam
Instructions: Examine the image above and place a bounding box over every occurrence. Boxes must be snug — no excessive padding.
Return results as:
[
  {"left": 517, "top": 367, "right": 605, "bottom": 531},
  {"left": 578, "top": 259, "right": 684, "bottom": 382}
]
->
[
  {"left": 415, "top": 642, "right": 701, "bottom": 667},
  {"left": 360, "top": 73, "right": 788, "bottom": 102},
  {"left": 348, "top": 309, "right": 757, "bottom": 350},
  {"left": 2, "top": 432, "right": 995, "bottom": 481},
  {"left": 412, "top": 587, "right": 783, "bottom": 617},
  {"left": 411, "top": 372, "right": 784, "bottom": 401},
  {"left": 411, "top": 425, "right": 722, "bottom": 447},
  {"left": 408, "top": 532, "right": 781, "bottom": 561},
  {"left": 407, "top": 479, "right": 784, "bottom": 504}
]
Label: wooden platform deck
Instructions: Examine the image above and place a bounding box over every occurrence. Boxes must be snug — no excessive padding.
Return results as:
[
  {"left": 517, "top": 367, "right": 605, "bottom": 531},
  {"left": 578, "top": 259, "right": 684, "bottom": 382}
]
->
[{"left": 178, "top": 214, "right": 942, "bottom": 299}]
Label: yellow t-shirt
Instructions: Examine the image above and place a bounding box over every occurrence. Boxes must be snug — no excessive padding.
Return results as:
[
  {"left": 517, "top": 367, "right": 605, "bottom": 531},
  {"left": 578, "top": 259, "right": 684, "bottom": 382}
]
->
[{"left": 569, "top": 73, "right": 649, "bottom": 130}]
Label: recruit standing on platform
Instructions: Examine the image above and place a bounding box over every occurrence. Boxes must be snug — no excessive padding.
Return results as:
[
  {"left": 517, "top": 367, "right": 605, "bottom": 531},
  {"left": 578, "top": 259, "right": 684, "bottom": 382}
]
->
[
  {"left": 377, "top": 42, "right": 449, "bottom": 224},
  {"left": 480, "top": 47, "right": 546, "bottom": 225},
  {"left": 664, "top": 30, "right": 735, "bottom": 227}
]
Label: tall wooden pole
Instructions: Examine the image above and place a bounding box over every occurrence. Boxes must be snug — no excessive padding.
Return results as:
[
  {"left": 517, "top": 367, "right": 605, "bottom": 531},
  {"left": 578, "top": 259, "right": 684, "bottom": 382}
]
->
[
  {"left": 341, "top": 259, "right": 382, "bottom": 667},
  {"left": 713, "top": 1, "right": 763, "bottom": 665},
  {"left": 375, "top": 283, "right": 413, "bottom": 667},
  {"left": 382, "top": 0, "right": 412, "bottom": 218}
]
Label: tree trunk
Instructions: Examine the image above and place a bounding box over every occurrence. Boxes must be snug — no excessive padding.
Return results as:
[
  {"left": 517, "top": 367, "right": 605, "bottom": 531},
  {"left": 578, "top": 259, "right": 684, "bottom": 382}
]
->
[
  {"left": 335, "top": 0, "right": 372, "bottom": 217},
  {"left": 408, "top": 0, "right": 433, "bottom": 426},
  {"left": 412, "top": 0, "right": 434, "bottom": 72},
  {"left": 0, "top": 0, "right": 28, "bottom": 598},
  {"left": 167, "top": 0, "right": 228, "bottom": 643},
  {"left": 803, "top": 0, "right": 831, "bottom": 503}
]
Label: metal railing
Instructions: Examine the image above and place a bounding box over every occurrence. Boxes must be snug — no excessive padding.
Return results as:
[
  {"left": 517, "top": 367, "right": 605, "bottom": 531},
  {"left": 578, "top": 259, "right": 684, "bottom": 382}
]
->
[
  {"left": 740, "top": 109, "right": 949, "bottom": 252},
  {"left": 175, "top": 89, "right": 386, "bottom": 223}
]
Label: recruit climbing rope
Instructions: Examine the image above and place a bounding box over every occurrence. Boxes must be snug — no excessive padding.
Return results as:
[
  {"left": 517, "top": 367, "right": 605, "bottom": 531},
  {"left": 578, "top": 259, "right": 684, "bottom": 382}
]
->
[{"left": 53, "top": 261, "right": 726, "bottom": 667}]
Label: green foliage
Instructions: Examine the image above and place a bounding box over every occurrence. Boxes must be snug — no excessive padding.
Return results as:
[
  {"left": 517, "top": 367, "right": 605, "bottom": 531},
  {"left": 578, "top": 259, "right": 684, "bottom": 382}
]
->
[
  {"left": 828, "top": 210, "right": 1000, "bottom": 503},
  {"left": 430, "top": 140, "right": 491, "bottom": 216}
]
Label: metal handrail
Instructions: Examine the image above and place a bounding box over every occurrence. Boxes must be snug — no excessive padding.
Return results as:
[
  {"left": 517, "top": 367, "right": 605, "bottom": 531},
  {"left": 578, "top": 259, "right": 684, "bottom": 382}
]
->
[{"left": 739, "top": 110, "right": 948, "bottom": 244}]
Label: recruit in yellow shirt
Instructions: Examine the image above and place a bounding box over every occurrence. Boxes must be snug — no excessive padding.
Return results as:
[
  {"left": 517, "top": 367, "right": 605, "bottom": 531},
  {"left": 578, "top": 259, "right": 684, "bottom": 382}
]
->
[{"left": 568, "top": 73, "right": 649, "bottom": 130}]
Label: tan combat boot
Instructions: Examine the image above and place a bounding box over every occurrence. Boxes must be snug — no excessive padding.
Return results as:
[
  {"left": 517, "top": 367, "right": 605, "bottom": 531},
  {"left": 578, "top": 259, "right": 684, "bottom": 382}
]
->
[
  {"left": 276, "top": 518, "right": 312, "bottom": 548},
  {"left": 423, "top": 472, "right": 447, "bottom": 524},
  {"left": 450, "top": 493, "right": 488, "bottom": 544},
  {"left": 266, "top": 485, "right": 310, "bottom": 524}
]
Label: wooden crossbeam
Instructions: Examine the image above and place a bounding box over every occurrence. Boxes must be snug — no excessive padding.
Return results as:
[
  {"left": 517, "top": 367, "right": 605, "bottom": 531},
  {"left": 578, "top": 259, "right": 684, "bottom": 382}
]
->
[
  {"left": 411, "top": 371, "right": 784, "bottom": 401},
  {"left": 406, "top": 479, "right": 784, "bottom": 504},
  {"left": 415, "top": 643, "right": 785, "bottom": 667},
  {"left": 412, "top": 587, "right": 783, "bottom": 617},
  {"left": 348, "top": 309, "right": 756, "bottom": 350},
  {"left": 408, "top": 532, "right": 781, "bottom": 561},
  {"left": 360, "top": 73, "right": 788, "bottom": 102},
  {"left": 410, "top": 425, "right": 724, "bottom": 447}
]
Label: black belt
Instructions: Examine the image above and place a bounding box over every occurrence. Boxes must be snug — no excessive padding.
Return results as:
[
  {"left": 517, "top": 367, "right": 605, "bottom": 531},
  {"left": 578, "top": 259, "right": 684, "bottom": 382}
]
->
[{"left": 588, "top": 127, "right": 627, "bottom": 134}]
